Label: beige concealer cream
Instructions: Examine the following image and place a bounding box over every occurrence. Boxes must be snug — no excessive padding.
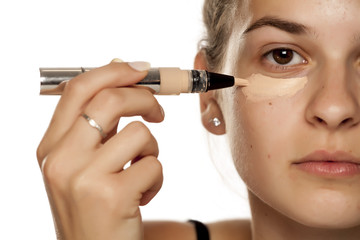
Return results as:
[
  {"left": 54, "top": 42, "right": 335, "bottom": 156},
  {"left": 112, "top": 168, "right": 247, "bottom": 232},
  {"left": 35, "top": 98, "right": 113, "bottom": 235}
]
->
[{"left": 240, "top": 74, "right": 308, "bottom": 101}]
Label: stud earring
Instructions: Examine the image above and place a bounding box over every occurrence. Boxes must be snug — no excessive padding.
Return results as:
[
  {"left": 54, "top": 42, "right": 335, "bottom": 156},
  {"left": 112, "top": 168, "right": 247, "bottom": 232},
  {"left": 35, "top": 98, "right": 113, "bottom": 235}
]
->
[{"left": 210, "top": 117, "right": 221, "bottom": 127}]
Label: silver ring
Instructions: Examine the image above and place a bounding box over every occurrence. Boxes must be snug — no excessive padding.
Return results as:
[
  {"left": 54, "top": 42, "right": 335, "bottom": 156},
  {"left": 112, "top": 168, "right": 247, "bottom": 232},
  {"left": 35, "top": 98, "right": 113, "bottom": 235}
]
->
[{"left": 82, "top": 113, "right": 107, "bottom": 138}]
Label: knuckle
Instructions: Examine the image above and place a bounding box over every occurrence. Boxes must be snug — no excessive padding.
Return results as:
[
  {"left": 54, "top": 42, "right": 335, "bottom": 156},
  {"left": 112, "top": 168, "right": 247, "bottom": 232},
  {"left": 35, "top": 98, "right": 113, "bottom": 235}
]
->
[
  {"left": 148, "top": 137, "right": 159, "bottom": 156},
  {"left": 145, "top": 157, "right": 163, "bottom": 175},
  {"left": 129, "top": 121, "right": 152, "bottom": 139},
  {"left": 142, "top": 90, "right": 159, "bottom": 108},
  {"left": 92, "top": 89, "right": 126, "bottom": 112},
  {"left": 141, "top": 88, "right": 155, "bottom": 99},
  {"left": 129, "top": 121, "right": 148, "bottom": 133},
  {"left": 41, "top": 153, "right": 68, "bottom": 190},
  {"left": 127, "top": 121, "right": 159, "bottom": 155},
  {"left": 64, "top": 78, "right": 86, "bottom": 96},
  {"left": 97, "top": 88, "right": 120, "bottom": 104},
  {"left": 36, "top": 144, "right": 46, "bottom": 166}
]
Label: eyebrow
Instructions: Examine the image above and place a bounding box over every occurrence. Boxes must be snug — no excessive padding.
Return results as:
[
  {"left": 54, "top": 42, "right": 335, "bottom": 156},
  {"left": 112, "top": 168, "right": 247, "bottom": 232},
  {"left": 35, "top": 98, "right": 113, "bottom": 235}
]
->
[{"left": 244, "top": 16, "right": 309, "bottom": 34}]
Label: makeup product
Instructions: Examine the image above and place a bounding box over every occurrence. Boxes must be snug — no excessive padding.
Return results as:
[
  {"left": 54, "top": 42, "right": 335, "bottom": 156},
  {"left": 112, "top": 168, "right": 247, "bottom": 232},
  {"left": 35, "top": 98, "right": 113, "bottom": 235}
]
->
[
  {"left": 39, "top": 67, "right": 249, "bottom": 95},
  {"left": 242, "top": 73, "right": 308, "bottom": 101}
]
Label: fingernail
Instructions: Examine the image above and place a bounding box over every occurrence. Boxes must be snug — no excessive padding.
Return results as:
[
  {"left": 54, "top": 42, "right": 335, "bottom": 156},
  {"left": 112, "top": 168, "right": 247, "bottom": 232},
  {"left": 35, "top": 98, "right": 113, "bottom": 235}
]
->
[
  {"left": 159, "top": 105, "right": 165, "bottom": 118},
  {"left": 111, "top": 58, "right": 123, "bottom": 63},
  {"left": 128, "top": 61, "right": 151, "bottom": 72}
]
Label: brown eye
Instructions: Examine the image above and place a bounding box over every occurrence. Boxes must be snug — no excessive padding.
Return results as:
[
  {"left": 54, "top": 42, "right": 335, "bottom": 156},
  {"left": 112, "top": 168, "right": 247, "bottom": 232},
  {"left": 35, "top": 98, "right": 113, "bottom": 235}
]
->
[
  {"left": 264, "top": 48, "right": 306, "bottom": 66},
  {"left": 272, "top": 49, "right": 294, "bottom": 64}
]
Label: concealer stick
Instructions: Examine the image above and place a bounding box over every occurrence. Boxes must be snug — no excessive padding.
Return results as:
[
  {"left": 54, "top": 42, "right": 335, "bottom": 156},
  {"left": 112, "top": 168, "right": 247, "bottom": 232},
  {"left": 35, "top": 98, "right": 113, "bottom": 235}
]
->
[{"left": 39, "top": 67, "right": 249, "bottom": 95}]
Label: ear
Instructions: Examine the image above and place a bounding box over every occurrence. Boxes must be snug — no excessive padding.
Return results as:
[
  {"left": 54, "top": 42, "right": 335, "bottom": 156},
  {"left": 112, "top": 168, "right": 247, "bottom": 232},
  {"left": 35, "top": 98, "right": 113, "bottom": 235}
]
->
[{"left": 195, "top": 51, "right": 226, "bottom": 135}]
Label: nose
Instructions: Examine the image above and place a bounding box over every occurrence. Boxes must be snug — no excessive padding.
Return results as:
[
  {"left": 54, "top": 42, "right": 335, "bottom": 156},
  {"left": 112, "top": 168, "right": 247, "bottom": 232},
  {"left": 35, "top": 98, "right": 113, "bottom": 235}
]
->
[{"left": 305, "top": 71, "right": 360, "bottom": 130}]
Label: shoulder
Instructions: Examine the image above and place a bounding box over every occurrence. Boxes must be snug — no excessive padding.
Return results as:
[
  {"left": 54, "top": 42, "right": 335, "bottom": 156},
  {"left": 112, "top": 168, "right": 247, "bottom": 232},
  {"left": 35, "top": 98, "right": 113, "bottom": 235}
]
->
[
  {"left": 207, "top": 219, "right": 252, "bottom": 240},
  {"left": 144, "top": 219, "right": 251, "bottom": 240},
  {"left": 144, "top": 221, "right": 197, "bottom": 240}
]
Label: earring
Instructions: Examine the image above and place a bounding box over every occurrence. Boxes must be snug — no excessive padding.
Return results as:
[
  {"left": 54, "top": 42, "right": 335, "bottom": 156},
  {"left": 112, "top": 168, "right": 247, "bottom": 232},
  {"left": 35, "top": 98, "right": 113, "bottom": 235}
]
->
[{"left": 210, "top": 117, "right": 221, "bottom": 127}]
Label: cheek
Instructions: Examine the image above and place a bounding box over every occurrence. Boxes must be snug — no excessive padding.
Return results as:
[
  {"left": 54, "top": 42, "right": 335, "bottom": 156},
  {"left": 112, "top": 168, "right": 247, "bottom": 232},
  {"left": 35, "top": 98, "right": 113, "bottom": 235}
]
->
[{"left": 224, "top": 89, "right": 300, "bottom": 186}]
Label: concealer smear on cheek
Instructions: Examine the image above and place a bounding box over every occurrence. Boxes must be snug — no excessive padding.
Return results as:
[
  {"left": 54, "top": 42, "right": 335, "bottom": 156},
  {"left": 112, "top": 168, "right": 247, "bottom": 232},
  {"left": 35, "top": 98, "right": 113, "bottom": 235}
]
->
[{"left": 240, "top": 74, "right": 308, "bottom": 102}]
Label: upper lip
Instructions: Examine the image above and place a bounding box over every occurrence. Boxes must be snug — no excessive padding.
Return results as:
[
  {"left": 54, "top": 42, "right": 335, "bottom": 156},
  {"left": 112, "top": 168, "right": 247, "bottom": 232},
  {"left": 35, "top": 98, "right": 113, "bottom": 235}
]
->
[{"left": 294, "top": 150, "right": 360, "bottom": 164}]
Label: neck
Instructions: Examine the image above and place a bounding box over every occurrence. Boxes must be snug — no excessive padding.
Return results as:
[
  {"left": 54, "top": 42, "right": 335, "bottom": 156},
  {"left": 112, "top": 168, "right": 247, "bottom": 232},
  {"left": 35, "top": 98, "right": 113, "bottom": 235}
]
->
[{"left": 248, "top": 191, "right": 360, "bottom": 240}]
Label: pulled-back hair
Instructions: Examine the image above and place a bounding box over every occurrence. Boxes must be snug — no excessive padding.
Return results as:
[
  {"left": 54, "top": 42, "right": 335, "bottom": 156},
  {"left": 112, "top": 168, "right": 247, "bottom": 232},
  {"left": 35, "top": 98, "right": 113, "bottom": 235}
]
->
[{"left": 201, "top": 0, "right": 239, "bottom": 71}]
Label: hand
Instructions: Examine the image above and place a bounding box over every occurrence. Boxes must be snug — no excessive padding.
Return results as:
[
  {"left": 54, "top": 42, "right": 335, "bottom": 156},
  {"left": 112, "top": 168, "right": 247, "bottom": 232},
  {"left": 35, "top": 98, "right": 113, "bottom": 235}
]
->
[{"left": 37, "top": 61, "right": 165, "bottom": 240}]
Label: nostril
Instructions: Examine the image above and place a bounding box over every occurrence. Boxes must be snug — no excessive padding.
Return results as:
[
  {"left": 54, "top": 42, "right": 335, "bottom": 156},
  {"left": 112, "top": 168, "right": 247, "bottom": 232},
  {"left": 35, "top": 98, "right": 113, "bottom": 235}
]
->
[
  {"left": 312, "top": 116, "right": 358, "bottom": 128},
  {"left": 341, "top": 118, "right": 351, "bottom": 125},
  {"left": 340, "top": 117, "right": 359, "bottom": 127},
  {"left": 307, "top": 95, "right": 360, "bottom": 129},
  {"left": 315, "top": 117, "right": 324, "bottom": 124}
]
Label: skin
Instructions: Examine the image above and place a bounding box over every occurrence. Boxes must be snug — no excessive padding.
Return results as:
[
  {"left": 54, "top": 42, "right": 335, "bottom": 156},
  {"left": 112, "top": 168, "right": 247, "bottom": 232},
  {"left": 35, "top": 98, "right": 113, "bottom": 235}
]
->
[
  {"left": 200, "top": 0, "right": 360, "bottom": 239},
  {"left": 37, "top": 62, "right": 165, "bottom": 240},
  {"left": 37, "top": 0, "right": 360, "bottom": 240}
]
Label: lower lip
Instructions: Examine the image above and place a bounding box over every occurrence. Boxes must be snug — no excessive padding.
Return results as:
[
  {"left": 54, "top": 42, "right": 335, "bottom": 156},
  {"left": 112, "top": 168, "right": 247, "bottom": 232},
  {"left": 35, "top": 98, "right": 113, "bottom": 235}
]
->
[{"left": 294, "top": 161, "right": 360, "bottom": 177}]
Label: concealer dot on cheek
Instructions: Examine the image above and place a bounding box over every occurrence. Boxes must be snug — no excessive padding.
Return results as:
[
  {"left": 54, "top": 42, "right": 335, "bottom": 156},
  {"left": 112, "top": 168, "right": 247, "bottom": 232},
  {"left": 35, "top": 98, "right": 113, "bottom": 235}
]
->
[{"left": 241, "top": 74, "right": 308, "bottom": 102}]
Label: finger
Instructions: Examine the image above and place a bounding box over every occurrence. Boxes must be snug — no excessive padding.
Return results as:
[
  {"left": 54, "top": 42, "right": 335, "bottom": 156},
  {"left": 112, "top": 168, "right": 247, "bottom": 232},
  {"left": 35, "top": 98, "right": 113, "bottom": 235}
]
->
[
  {"left": 37, "top": 61, "right": 150, "bottom": 163},
  {"left": 69, "top": 87, "right": 164, "bottom": 148},
  {"left": 119, "top": 155, "right": 163, "bottom": 206},
  {"left": 90, "top": 121, "right": 159, "bottom": 173},
  {"left": 101, "top": 122, "right": 118, "bottom": 144}
]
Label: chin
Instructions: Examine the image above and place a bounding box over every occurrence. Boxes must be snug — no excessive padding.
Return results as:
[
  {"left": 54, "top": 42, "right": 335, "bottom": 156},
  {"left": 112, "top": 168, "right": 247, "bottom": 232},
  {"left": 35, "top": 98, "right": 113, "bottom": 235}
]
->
[
  {"left": 288, "top": 192, "right": 360, "bottom": 229},
  {"left": 292, "top": 211, "right": 360, "bottom": 229}
]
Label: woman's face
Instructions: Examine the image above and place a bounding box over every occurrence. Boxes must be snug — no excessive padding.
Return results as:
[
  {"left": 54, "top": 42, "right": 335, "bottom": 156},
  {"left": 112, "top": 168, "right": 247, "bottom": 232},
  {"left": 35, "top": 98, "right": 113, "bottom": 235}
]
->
[{"left": 221, "top": 0, "right": 360, "bottom": 228}]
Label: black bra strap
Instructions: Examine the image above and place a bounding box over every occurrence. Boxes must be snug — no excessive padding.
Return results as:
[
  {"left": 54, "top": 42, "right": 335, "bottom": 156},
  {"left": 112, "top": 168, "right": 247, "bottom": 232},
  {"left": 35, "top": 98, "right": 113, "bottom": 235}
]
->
[{"left": 189, "top": 220, "right": 210, "bottom": 240}]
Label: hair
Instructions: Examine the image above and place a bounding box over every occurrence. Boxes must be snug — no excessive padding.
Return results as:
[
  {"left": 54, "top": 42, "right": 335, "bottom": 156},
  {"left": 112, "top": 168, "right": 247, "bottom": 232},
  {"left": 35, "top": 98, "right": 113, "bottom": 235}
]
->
[
  {"left": 201, "top": 0, "right": 240, "bottom": 71},
  {"left": 201, "top": 0, "right": 250, "bottom": 198}
]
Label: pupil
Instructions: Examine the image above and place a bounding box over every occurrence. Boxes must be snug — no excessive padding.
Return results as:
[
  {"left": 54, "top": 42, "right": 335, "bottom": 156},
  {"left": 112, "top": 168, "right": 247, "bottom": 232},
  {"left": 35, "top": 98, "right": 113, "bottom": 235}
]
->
[{"left": 273, "top": 49, "right": 293, "bottom": 65}]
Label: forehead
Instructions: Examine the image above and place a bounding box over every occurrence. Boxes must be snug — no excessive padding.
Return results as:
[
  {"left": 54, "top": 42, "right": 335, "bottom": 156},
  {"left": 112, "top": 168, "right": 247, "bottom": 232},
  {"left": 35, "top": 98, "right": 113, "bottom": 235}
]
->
[
  {"left": 248, "top": 0, "right": 359, "bottom": 22},
  {"left": 244, "top": 0, "right": 360, "bottom": 41}
]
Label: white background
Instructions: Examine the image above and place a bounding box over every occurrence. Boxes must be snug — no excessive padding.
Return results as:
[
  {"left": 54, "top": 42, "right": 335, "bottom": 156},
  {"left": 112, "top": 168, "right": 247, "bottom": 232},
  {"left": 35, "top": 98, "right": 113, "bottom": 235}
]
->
[{"left": 0, "top": 1, "right": 250, "bottom": 239}]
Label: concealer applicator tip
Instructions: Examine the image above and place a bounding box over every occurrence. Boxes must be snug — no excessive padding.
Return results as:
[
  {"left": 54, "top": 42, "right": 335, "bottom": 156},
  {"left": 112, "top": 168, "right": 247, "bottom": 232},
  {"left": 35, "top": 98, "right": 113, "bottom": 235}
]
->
[{"left": 235, "top": 78, "right": 250, "bottom": 87}]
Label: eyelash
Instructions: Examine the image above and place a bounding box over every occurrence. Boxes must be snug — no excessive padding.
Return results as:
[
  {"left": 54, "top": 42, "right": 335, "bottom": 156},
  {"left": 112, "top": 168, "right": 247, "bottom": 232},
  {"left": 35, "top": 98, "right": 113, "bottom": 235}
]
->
[{"left": 261, "top": 48, "right": 308, "bottom": 72}]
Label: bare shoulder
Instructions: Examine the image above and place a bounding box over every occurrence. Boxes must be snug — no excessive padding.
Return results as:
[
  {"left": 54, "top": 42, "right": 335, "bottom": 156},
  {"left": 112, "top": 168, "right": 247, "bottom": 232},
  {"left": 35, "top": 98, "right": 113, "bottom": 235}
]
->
[
  {"left": 144, "top": 221, "right": 197, "bottom": 240},
  {"left": 144, "top": 219, "right": 251, "bottom": 240},
  {"left": 208, "top": 219, "right": 251, "bottom": 240}
]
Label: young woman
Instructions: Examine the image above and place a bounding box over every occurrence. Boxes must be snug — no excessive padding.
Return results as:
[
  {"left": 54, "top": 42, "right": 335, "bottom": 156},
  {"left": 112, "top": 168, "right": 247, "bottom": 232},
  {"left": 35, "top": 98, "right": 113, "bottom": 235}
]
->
[{"left": 37, "top": 0, "right": 360, "bottom": 239}]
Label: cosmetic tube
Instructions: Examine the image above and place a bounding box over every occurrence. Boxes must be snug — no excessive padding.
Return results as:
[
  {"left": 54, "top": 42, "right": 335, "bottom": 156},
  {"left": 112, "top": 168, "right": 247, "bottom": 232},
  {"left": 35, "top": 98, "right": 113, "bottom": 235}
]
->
[{"left": 40, "top": 67, "right": 247, "bottom": 95}]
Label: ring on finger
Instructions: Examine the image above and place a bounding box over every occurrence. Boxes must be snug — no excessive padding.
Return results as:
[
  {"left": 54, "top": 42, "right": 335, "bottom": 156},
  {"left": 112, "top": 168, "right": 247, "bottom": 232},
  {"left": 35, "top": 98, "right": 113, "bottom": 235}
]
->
[{"left": 82, "top": 113, "right": 107, "bottom": 138}]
